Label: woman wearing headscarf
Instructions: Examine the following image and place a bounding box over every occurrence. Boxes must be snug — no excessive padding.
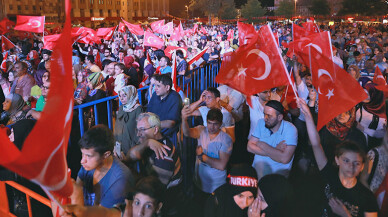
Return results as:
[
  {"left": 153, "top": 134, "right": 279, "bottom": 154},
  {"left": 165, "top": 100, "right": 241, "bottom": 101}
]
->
[
  {"left": 253, "top": 174, "right": 295, "bottom": 217},
  {"left": 72, "top": 64, "right": 82, "bottom": 90},
  {"left": 114, "top": 85, "right": 142, "bottom": 160},
  {"left": 356, "top": 83, "right": 387, "bottom": 149},
  {"left": 85, "top": 72, "right": 108, "bottom": 126},
  {"left": 30, "top": 69, "right": 48, "bottom": 104},
  {"left": 74, "top": 69, "right": 89, "bottom": 105},
  {"left": 319, "top": 108, "right": 367, "bottom": 164},
  {"left": 204, "top": 164, "right": 258, "bottom": 217},
  {"left": 0, "top": 93, "right": 30, "bottom": 125},
  {"left": 27, "top": 50, "right": 40, "bottom": 70}
]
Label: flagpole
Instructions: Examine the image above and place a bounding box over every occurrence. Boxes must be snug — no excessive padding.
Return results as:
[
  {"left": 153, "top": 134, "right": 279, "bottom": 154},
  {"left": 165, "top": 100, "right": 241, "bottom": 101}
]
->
[
  {"left": 42, "top": 16, "right": 45, "bottom": 44},
  {"left": 268, "top": 25, "right": 298, "bottom": 99}
]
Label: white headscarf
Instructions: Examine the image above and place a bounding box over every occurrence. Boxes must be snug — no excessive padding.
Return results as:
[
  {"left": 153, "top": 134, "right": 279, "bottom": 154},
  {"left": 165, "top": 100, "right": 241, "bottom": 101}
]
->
[{"left": 119, "top": 85, "right": 140, "bottom": 112}]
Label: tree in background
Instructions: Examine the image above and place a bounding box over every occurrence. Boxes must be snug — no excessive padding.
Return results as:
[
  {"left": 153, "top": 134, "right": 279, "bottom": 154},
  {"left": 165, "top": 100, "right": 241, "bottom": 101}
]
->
[
  {"left": 275, "top": 0, "right": 294, "bottom": 18},
  {"left": 219, "top": 0, "right": 238, "bottom": 20},
  {"left": 240, "top": 0, "right": 266, "bottom": 23},
  {"left": 339, "top": 0, "right": 387, "bottom": 16},
  {"left": 191, "top": 0, "right": 222, "bottom": 24},
  {"left": 310, "top": 0, "right": 330, "bottom": 15}
]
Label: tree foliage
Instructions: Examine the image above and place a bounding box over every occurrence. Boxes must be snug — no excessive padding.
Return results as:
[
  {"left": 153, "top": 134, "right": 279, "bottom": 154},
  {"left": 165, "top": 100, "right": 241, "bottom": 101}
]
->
[
  {"left": 339, "top": 0, "right": 388, "bottom": 16},
  {"left": 310, "top": 0, "right": 330, "bottom": 15},
  {"left": 241, "top": 0, "right": 266, "bottom": 22},
  {"left": 275, "top": 0, "right": 294, "bottom": 18},
  {"left": 191, "top": 0, "right": 222, "bottom": 16},
  {"left": 219, "top": 0, "right": 238, "bottom": 20}
]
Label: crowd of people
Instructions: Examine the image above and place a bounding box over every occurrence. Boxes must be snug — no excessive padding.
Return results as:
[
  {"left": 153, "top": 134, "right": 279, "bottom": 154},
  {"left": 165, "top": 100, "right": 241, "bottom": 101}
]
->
[{"left": 1, "top": 20, "right": 388, "bottom": 217}]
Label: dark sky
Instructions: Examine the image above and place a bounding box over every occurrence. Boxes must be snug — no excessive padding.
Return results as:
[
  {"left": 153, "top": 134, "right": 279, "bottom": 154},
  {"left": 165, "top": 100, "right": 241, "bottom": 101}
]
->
[{"left": 169, "top": 0, "right": 274, "bottom": 17}]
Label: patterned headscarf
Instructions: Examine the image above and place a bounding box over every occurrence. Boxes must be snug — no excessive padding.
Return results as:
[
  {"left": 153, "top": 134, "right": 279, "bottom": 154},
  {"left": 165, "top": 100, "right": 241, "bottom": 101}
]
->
[{"left": 119, "top": 85, "right": 139, "bottom": 112}]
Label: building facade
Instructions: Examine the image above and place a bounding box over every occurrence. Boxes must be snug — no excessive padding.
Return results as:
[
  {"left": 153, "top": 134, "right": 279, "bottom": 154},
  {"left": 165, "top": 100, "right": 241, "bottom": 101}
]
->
[{"left": 0, "top": 0, "right": 169, "bottom": 28}]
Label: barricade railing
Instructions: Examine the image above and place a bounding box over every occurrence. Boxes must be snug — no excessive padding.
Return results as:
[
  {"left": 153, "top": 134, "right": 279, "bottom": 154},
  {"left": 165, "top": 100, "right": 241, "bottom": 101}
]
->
[{"left": 0, "top": 181, "right": 51, "bottom": 217}]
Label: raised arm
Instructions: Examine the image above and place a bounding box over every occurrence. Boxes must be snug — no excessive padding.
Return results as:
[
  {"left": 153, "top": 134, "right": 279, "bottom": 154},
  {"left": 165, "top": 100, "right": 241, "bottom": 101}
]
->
[
  {"left": 181, "top": 106, "right": 202, "bottom": 139},
  {"left": 297, "top": 99, "right": 327, "bottom": 170}
]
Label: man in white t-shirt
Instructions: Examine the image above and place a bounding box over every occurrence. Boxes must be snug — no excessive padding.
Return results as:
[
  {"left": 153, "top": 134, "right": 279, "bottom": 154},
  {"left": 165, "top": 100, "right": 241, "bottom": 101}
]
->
[
  {"left": 186, "top": 87, "right": 235, "bottom": 141},
  {"left": 248, "top": 90, "right": 271, "bottom": 138}
]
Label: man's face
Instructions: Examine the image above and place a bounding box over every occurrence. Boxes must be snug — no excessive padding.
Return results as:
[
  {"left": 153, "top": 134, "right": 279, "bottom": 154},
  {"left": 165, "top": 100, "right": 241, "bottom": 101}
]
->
[
  {"left": 204, "top": 91, "right": 218, "bottom": 108},
  {"left": 263, "top": 106, "right": 280, "bottom": 129},
  {"left": 207, "top": 119, "right": 222, "bottom": 134},
  {"left": 43, "top": 54, "right": 50, "bottom": 61},
  {"left": 355, "top": 55, "right": 362, "bottom": 62},
  {"left": 80, "top": 148, "right": 104, "bottom": 171},
  {"left": 159, "top": 58, "right": 167, "bottom": 67},
  {"left": 104, "top": 49, "right": 110, "bottom": 57},
  {"left": 132, "top": 193, "right": 160, "bottom": 217},
  {"left": 41, "top": 81, "right": 51, "bottom": 98},
  {"left": 154, "top": 81, "right": 169, "bottom": 97},
  {"left": 258, "top": 90, "right": 270, "bottom": 102},
  {"left": 136, "top": 117, "right": 156, "bottom": 143},
  {"left": 107, "top": 63, "right": 115, "bottom": 76},
  {"left": 93, "top": 49, "right": 98, "bottom": 56},
  {"left": 13, "top": 63, "right": 26, "bottom": 77}
]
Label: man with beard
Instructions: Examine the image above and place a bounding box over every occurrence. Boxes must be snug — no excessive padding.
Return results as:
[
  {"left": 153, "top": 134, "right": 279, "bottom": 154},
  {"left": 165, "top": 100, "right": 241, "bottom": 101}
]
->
[{"left": 247, "top": 100, "right": 298, "bottom": 180}]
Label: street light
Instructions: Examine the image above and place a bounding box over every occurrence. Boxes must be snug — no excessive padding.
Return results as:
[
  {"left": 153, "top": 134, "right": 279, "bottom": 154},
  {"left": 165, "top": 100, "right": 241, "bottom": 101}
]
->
[
  {"left": 294, "top": 0, "right": 297, "bottom": 17},
  {"left": 185, "top": 5, "right": 189, "bottom": 19}
]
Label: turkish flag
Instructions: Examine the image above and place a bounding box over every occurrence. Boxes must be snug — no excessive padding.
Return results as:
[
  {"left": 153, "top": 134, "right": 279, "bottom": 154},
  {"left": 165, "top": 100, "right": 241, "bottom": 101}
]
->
[
  {"left": 0, "top": 52, "right": 8, "bottom": 71},
  {"left": 151, "top": 20, "right": 165, "bottom": 33},
  {"left": 193, "top": 24, "right": 198, "bottom": 34},
  {"left": 302, "top": 21, "right": 320, "bottom": 33},
  {"left": 170, "top": 26, "right": 184, "bottom": 41},
  {"left": 292, "top": 23, "right": 315, "bottom": 41},
  {"left": 373, "top": 66, "right": 386, "bottom": 86},
  {"left": 14, "top": 15, "right": 45, "bottom": 33},
  {"left": 44, "top": 32, "right": 82, "bottom": 50},
  {"left": 216, "top": 25, "right": 289, "bottom": 96},
  {"left": 237, "top": 22, "right": 258, "bottom": 46},
  {"left": 285, "top": 31, "right": 333, "bottom": 64},
  {"left": 96, "top": 27, "right": 115, "bottom": 41},
  {"left": 118, "top": 22, "right": 126, "bottom": 33},
  {"left": 164, "top": 46, "right": 188, "bottom": 59},
  {"left": 122, "top": 19, "right": 144, "bottom": 35},
  {"left": 0, "top": 18, "right": 15, "bottom": 34},
  {"left": 0, "top": 0, "right": 73, "bottom": 198},
  {"left": 284, "top": 69, "right": 298, "bottom": 107},
  {"left": 188, "top": 47, "right": 208, "bottom": 65},
  {"left": 76, "top": 28, "right": 101, "bottom": 44},
  {"left": 160, "top": 22, "right": 173, "bottom": 35},
  {"left": 144, "top": 31, "right": 164, "bottom": 49},
  {"left": 273, "top": 32, "right": 280, "bottom": 47},
  {"left": 309, "top": 47, "right": 367, "bottom": 130},
  {"left": 2, "top": 35, "right": 15, "bottom": 52}
]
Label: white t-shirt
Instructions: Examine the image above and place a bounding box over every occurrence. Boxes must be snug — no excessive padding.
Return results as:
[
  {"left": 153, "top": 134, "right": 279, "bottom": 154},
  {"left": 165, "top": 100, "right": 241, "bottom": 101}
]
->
[
  {"left": 248, "top": 96, "right": 265, "bottom": 138},
  {"left": 198, "top": 106, "right": 234, "bottom": 127}
]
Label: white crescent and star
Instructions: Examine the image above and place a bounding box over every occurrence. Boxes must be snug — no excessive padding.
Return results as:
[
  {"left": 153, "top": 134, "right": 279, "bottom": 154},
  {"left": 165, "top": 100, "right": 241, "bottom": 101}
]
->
[
  {"left": 305, "top": 43, "right": 322, "bottom": 54},
  {"left": 318, "top": 69, "right": 334, "bottom": 81},
  {"left": 247, "top": 49, "right": 271, "bottom": 80},
  {"left": 27, "top": 20, "right": 41, "bottom": 28}
]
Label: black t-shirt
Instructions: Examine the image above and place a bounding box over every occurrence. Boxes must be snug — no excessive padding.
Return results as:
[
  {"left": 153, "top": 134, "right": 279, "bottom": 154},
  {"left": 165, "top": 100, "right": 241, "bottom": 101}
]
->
[{"left": 320, "top": 163, "right": 378, "bottom": 217}]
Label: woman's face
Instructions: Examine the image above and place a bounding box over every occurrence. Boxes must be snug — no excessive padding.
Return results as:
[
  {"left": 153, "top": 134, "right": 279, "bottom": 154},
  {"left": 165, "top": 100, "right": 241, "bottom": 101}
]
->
[
  {"left": 8, "top": 72, "right": 14, "bottom": 82},
  {"left": 29, "top": 51, "right": 34, "bottom": 59},
  {"left": 87, "top": 79, "right": 93, "bottom": 89},
  {"left": 2, "top": 98, "right": 12, "bottom": 111},
  {"left": 233, "top": 191, "right": 255, "bottom": 210},
  {"left": 335, "top": 152, "right": 364, "bottom": 178},
  {"left": 335, "top": 111, "right": 351, "bottom": 124},
  {"left": 77, "top": 72, "right": 84, "bottom": 83},
  {"left": 132, "top": 193, "right": 160, "bottom": 217},
  {"left": 114, "top": 66, "right": 122, "bottom": 76},
  {"left": 347, "top": 68, "right": 357, "bottom": 80},
  {"left": 42, "top": 72, "right": 49, "bottom": 83},
  {"left": 119, "top": 91, "right": 129, "bottom": 105}
]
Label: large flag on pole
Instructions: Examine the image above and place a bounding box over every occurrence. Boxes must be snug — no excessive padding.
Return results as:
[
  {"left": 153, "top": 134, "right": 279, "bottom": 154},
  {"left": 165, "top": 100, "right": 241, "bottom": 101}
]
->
[
  {"left": 14, "top": 15, "right": 45, "bottom": 33},
  {"left": 144, "top": 31, "right": 164, "bottom": 49},
  {"left": 122, "top": 19, "right": 144, "bottom": 35},
  {"left": 0, "top": 18, "right": 15, "bottom": 34},
  {"left": 0, "top": 0, "right": 73, "bottom": 198},
  {"left": 216, "top": 25, "right": 290, "bottom": 96}
]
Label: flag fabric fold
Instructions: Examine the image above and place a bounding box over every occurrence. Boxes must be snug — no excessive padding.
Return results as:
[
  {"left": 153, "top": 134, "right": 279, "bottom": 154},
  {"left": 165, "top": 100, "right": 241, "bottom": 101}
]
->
[
  {"left": 96, "top": 27, "right": 115, "bottom": 41},
  {"left": 122, "top": 19, "right": 144, "bottom": 35},
  {"left": 0, "top": 18, "right": 15, "bottom": 34},
  {"left": 2, "top": 35, "right": 15, "bottom": 52},
  {"left": 144, "top": 31, "right": 164, "bottom": 49},
  {"left": 0, "top": 0, "right": 74, "bottom": 198},
  {"left": 151, "top": 20, "right": 165, "bottom": 33}
]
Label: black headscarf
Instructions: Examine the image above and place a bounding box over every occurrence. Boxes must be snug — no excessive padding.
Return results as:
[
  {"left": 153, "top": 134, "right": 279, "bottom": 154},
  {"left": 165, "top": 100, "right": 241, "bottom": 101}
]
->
[{"left": 259, "top": 174, "right": 295, "bottom": 217}]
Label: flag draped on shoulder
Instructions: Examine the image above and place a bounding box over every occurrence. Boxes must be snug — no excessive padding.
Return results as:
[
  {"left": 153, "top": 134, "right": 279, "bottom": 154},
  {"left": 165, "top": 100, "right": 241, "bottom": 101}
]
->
[
  {"left": 216, "top": 25, "right": 289, "bottom": 96},
  {"left": 0, "top": 0, "right": 74, "bottom": 198},
  {"left": 14, "top": 15, "right": 45, "bottom": 33}
]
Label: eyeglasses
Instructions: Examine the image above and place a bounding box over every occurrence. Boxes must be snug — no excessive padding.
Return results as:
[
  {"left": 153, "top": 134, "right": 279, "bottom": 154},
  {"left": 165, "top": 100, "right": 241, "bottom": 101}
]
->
[
  {"left": 135, "top": 126, "right": 155, "bottom": 133},
  {"left": 42, "top": 86, "right": 50, "bottom": 90}
]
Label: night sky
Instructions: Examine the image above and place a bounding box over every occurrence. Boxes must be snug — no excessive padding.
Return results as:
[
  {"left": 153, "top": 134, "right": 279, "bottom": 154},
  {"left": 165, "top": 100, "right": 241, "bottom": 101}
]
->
[{"left": 169, "top": 0, "right": 274, "bottom": 17}]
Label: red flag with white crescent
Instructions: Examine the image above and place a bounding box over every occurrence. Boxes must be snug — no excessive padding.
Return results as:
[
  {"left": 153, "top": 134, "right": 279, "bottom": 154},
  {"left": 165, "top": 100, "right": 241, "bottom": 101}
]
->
[
  {"left": 118, "top": 22, "right": 126, "bottom": 33},
  {"left": 144, "top": 31, "right": 164, "bottom": 49},
  {"left": 216, "top": 25, "right": 289, "bottom": 96},
  {"left": 122, "top": 19, "right": 144, "bottom": 35},
  {"left": 14, "top": 15, "right": 45, "bottom": 33},
  {"left": 160, "top": 22, "right": 173, "bottom": 35},
  {"left": 0, "top": 52, "right": 8, "bottom": 71},
  {"left": 373, "top": 66, "right": 386, "bottom": 86},
  {"left": 164, "top": 46, "right": 188, "bottom": 59},
  {"left": 309, "top": 47, "right": 367, "bottom": 130},
  {"left": 151, "top": 20, "right": 165, "bottom": 33},
  {"left": 0, "top": 18, "right": 15, "bottom": 35},
  {"left": 2, "top": 35, "right": 15, "bottom": 52},
  {"left": 0, "top": 0, "right": 74, "bottom": 198},
  {"left": 237, "top": 22, "right": 258, "bottom": 46},
  {"left": 96, "top": 27, "right": 115, "bottom": 41}
]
